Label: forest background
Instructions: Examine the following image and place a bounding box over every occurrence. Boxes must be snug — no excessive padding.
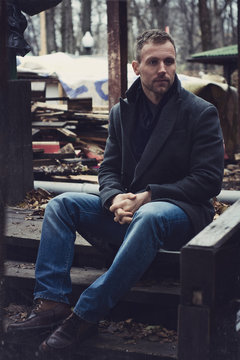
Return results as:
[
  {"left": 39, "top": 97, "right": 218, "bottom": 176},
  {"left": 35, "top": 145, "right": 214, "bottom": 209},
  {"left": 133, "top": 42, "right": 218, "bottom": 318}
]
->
[{"left": 23, "top": 0, "right": 238, "bottom": 77}]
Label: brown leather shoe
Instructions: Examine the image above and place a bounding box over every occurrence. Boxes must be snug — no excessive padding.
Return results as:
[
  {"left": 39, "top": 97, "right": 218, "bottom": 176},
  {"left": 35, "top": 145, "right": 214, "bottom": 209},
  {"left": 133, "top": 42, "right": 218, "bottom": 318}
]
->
[
  {"left": 39, "top": 313, "right": 98, "bottom": 354},
  {"left": 7, "top": 299, "right": 71, "bottom": 333}
]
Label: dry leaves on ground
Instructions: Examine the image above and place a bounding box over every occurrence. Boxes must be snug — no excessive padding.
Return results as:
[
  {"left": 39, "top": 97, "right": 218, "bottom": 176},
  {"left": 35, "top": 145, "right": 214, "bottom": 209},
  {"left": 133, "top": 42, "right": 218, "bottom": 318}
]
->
[{"left": 99, "top": 318, "right": 177, "bottom": 344}]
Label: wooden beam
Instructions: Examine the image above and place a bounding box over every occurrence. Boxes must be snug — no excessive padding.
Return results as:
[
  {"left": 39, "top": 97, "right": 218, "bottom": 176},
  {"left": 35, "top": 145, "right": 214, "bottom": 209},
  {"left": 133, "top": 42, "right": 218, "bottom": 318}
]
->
[
  {"left": 185, "top": 198, "right": 240, "bottom": 248},
  {"left": 0, "top": 0, "right": 8, "bottom": 341},
  {"left": 39, "top": 11, "right": 47, "bottom": 55},
  {"left": 107, "top": 0, "right": 128, "bottom": 111},
  {"left": 178, "top": 201, "right": 240, "bottom": 360},
  {"left": 7, "top": 80, "right": 33, "bottom": 205},
  {"left": 238, "top": 0, "right": 240, "bottom": 147}
]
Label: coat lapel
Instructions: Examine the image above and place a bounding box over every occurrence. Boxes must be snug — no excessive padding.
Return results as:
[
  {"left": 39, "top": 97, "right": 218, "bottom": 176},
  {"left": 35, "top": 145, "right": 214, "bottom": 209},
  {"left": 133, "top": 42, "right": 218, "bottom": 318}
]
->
[
  {"left": 119, "top": 98, "right": 138, "bottom": 168},
  {"left": 132, "top": 93, "right": 182, "bottom": 184}
]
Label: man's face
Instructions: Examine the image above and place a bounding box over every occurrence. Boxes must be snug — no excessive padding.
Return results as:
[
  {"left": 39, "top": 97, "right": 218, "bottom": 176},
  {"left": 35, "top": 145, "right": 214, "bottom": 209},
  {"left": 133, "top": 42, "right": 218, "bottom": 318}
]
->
[{"left": 132, "top": 40, "right": 176, "bottom": 104}]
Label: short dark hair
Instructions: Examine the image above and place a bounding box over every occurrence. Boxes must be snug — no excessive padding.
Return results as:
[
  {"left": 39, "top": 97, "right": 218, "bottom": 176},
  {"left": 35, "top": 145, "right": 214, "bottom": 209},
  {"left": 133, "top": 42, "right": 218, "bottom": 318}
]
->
[{"left": 135, "top": 29, "right": 176, "bottom": 62}]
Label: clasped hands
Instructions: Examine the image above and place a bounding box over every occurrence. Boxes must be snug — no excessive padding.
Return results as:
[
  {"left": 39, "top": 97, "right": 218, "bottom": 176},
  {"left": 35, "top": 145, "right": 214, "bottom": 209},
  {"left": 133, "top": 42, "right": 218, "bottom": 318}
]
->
[{"left": 109, "top": 191, "right": 151, "bottom": 225}]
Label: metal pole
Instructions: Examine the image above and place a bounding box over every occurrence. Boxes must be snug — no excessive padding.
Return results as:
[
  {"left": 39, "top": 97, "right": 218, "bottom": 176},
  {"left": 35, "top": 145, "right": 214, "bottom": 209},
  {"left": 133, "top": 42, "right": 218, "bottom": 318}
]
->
[{"left": 0, "top": 0, "right": 8, "bottom": 343}]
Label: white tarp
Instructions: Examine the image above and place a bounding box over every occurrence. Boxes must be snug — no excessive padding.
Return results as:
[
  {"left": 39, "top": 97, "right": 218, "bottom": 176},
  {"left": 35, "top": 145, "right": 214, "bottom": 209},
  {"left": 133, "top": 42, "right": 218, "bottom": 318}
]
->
[{"left": 17, "top": 52, "right": 137, "bottom": 106}]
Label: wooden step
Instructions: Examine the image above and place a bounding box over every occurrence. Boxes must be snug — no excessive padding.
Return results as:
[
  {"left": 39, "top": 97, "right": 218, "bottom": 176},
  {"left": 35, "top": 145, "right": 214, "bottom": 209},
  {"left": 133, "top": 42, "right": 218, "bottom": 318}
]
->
[
  {"left": 5, "top": 206, "right": 180, "bottom": 275},
  {"left": 3, "top": 208, "right": 180, "bottom": 359},
  {"left": 4, "top": 327, "right": 177, "bottom": 360},
  {"left": 4, "top": 207, "right": 181, "bottom": 327},
  {"left": 4, "top": 260, "right": 180, "bottom": 305}
]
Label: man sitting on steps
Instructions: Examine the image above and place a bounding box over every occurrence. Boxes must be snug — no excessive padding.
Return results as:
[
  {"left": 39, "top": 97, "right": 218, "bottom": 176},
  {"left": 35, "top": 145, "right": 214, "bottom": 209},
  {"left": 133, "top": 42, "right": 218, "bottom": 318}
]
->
[{"left": 8, "top": 29, "right": 224, "bottom": 355}]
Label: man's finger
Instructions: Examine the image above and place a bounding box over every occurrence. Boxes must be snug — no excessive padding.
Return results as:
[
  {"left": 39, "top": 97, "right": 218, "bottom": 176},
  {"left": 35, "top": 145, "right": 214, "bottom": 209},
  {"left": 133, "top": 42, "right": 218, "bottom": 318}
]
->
[
  {"left": 119, "top": 216, "right": 132, "bottom": 224},
  {"left": 114, "top": 209, "right": 132, "bottom": 222}
]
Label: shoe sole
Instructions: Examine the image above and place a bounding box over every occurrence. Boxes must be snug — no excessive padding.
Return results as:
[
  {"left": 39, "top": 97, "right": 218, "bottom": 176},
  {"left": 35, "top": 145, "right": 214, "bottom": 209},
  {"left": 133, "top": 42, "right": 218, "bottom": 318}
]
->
[
  {"left": 38, "top": 327, "right": 98, "bottom": 356},
  {"left": 7, "top": 319, "right": 65, "bottom": 336}
]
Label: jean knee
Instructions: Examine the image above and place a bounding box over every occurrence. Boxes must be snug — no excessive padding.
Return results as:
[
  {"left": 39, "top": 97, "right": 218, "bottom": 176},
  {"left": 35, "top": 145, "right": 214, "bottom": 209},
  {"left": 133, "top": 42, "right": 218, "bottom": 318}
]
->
[
  {"left": 135, "top": 202, "right": 161, "bottom": 222},
  {"left": 134, "top": 202, "right": 173, "bottom": 236},
  {"left": 45, "top": 193, "right": 70, "bottom": 217}
]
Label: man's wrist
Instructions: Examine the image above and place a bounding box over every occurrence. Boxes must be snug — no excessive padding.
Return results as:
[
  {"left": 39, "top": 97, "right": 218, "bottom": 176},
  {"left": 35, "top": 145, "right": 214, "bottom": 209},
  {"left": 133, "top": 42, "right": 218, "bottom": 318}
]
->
[{"left": 143, "top": 190, "right": 151, "bottom": 204}]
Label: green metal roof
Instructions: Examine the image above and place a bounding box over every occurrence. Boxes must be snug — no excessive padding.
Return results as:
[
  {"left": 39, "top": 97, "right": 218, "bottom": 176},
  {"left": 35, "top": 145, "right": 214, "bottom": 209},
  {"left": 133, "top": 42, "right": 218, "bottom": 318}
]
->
[{"left": 191, "top": 44, "right": 237, "bottom": 59}]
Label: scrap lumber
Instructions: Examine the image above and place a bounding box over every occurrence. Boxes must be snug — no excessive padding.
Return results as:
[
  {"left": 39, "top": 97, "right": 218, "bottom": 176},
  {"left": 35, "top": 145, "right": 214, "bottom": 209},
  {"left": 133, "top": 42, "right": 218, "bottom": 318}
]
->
[
  {"left": 52, "top": 174, "right": 98, "bottom": 183},
  {"left": 30, "top": 100, "right": 108, "bottom": 183}
]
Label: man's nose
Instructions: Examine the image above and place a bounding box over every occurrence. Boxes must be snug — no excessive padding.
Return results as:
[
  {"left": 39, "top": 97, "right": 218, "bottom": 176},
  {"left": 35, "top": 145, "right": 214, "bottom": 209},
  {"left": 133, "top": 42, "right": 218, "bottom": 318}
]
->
[{"left": 157, "top": 61, "right": 166, "bottom": 73}]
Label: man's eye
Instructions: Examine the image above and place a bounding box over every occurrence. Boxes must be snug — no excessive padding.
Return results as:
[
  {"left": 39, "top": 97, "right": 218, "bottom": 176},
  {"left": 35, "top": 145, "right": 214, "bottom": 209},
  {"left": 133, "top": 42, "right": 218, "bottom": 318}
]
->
[
  {"left": 149, "top": 59, "right": 158, "bottom": 65},
  {"left": 164, "top": 58, "right": 175, "bottom": 65}
]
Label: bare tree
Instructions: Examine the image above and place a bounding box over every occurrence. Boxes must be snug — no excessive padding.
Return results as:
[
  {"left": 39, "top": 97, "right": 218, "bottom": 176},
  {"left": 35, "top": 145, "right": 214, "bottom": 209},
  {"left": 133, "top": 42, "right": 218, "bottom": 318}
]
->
[
  {"left": 177, "top": 0, "right": 199, "bottom": 55},
  {"left": 150, "top": 0, "right": 168, "bottom": 29},
  {"left": 21, "top": 0, "right": 238, "bottom": 72},
  {"left": 198, "top": 0, "right": 213, "bottom": 50},
  {"left": 198, "top": 0, "right": 237, "bottom": 51},
  {"left": 92, "top": 0, "right": 107, "bottom": 55},
  {"left": 61, "top": 0, "right": 75, "bottom": 53},
  {"left": 23, "top": 15, "right": 40, "bottom": 55},
  {"left": 46, "top": 7, "right": 58, "bottom": 53},
  {"left": 82, "top": 0, "right": 91, "bottom": 34}
]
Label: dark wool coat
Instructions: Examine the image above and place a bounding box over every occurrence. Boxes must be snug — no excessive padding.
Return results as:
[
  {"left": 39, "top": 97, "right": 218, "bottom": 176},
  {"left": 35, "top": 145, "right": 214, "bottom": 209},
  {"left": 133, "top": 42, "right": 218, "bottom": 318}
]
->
[{"left": 98, "top": 75, "right": 224, "bottom": 236}]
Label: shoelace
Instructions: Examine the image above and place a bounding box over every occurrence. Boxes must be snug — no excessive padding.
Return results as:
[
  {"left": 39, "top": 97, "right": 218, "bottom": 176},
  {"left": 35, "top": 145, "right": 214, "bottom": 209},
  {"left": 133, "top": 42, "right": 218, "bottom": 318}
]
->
[{"left": 33, "top": 299, "right": 43, "bottom": 313}]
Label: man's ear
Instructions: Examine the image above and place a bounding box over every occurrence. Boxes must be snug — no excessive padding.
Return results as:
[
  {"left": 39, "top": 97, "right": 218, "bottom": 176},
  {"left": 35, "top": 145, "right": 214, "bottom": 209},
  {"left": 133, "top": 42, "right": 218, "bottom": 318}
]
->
[{"left": 132, "top": 60, "right": 140, "bottom": 75}]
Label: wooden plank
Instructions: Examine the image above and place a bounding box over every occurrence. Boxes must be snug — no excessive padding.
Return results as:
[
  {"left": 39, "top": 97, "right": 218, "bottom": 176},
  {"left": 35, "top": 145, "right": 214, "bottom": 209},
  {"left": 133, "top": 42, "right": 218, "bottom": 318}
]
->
[
  {"left": 178, "top": 302, "right": 240, "bottom": 360},
  {"left": 107, "top": 0, "right": 128, "bottom": 110},
  {"left": 181, "top": 243, "right": 240, "bottom": 308},
  {"left": 186, "top": 198, "right": 240, "bottom": 248},
  {"left": 4, "top": 207, "right": 181, "bottom": 272},
  {"left": 178, "top": 201, "right": 240, "bottom": 360},
  {"left": 52, "top": 174, "right": 99, "bottom": 183},
  {"left": 31, "top": 121, "right": 67, "bottom": 128},
  {"left": 68, "top": 98, "right": 92, "bottom": 112},
  {"left": 4, "top": 260, "right": 180, "bottom": 306},
  {"left": 39, "top": 11, "right": 47, "bottom": 55},
  {"left": 32, "top": 102, "right": 68, "bottom": 112},
  {"left": 178, "top": 305, "right": 210, "bottom": 360}
]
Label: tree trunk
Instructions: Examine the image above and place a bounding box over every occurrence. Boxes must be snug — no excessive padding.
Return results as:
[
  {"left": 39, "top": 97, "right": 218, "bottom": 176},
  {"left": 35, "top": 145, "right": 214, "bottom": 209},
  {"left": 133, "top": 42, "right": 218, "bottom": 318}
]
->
[
  {"left": 46, "top": 7, "right": 58, "bottom": 53},
  {"left": 131, "top": 0, "right": 147, "bottom": 35},
  {"left": 61, "top": 0, "right": 75, "bottom": 53},
  {"left": 198, "top": 0, "right": 213, "bottom": 50},
  {"left": 82, "top": 0, "right": 91, "bottom": 34},
  {"left": 150, "top": 0, "right": 168, "bottom": 29},
  {"left": 211, "top": 0, "right": 225, "bottom": 48},
  {"left": 127, "top": 0, "right": 134, "bottom": 61},
  {"left": 24, "top": 15, "right": 40, "bottom": 55},
  {"left": 93, "top": 0, "right": 106, "bottom": 55},
  {"left": 178, "top": 0, "right": 198, "bottom": 55}
]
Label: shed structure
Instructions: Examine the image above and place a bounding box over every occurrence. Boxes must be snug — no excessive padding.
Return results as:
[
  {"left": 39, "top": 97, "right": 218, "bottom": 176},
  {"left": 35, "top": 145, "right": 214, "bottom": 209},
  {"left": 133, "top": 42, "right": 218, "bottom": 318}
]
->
[{"left": 187, "top": 45, "right": 238, "bottom": 85}]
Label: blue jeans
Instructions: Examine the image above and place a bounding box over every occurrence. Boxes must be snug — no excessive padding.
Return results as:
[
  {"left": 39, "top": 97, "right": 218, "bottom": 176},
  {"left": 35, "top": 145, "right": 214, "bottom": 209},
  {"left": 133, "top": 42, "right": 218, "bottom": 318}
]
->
[{"left": 34, "top": 192, "right": 192, "bottom": 323}]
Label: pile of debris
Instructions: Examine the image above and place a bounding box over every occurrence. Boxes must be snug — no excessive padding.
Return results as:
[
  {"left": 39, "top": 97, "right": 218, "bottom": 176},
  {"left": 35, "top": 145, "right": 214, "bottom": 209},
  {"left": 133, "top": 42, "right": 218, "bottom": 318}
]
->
[
  {"left": 222, "top": 162, "right": 240, "bottom": 190},
  {"left": 31, "top": 101, "right": 108, "bottom": 182}
]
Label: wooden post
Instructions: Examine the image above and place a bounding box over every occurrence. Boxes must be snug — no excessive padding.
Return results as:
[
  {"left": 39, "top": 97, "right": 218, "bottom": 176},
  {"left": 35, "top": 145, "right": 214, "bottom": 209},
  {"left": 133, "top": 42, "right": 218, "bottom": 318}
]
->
[
  {"left": 0, "top": 0, "right": 8, "bottom": 342},
  {"left": 107, "top": 0, "right": 128, "bottom": 111},
  {"left": 238, "top": 0, "right": 240, "bottom": 147},
  {"left": 178, "top": 199, "right": 240, "bottom": 360},
  {"left": 39, "top": 11, "right": 47, "bottom": 55},
  {"left": 7, "top": 80, "right": 33, "bottom": 205}
]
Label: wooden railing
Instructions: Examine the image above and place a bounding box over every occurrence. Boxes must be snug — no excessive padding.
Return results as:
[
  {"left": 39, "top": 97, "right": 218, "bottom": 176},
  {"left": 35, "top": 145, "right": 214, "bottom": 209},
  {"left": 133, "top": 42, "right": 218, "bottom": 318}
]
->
[{"left": 178, "top": 199, "right": 240, "bottom": 360}]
